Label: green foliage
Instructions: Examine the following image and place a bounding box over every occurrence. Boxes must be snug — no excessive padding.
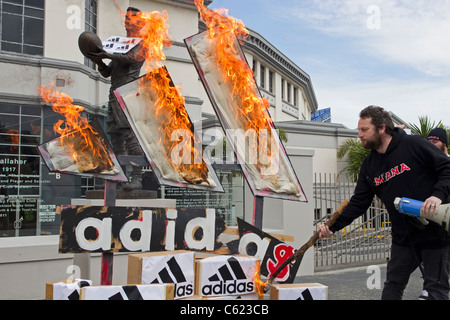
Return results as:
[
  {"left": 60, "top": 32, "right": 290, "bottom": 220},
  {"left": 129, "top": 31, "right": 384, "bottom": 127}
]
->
[
  {"left": 337, "top": 138, "right": 370, "bottom": 178},
  {"left": 409, "top": 115, "right": 444, "bottom": 138},
  {"left": 409, "top": 116, "right": 449, "bottom": 153}
]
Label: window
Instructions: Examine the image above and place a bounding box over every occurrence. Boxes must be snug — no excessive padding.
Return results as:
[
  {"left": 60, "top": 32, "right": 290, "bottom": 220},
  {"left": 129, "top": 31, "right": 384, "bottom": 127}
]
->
[
  {"left": 268, "top": 70, "right": 274, "bottom": 93},
  {"left": 281, "top": 79, "right": 285, "bottom": 100},
  {"left": 287, "top": 82, "right": 291, "bottom": 103},
  {"left": 260, "top": 65, "right": 265, "bottom": 89},
  {"left": 293, "top": 87, "right": 298, "bottom": 106},
  {"left": 161, "top": 168, "right": 244, "bottom": 227},
  {"left": 0, "top": 0, "right": 45, "bottom": 55},
  {"left": 0, "top": 103, "right": 42, "bottom": 237},
  {"left": 84, "top": 0, "right": 98, "bottom": 69},
  {"left": 0, "top": 103, "right": 88, "bottom": 237}
]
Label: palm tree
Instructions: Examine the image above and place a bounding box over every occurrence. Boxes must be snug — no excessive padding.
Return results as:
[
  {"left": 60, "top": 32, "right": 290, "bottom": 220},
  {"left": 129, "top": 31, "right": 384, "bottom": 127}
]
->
[
  {"left": 337, "top": 138, "right": 370, "bottom": 178},
  {"left": 409, "top": 116, "right": 444, "bottom": 138},
  {"left": 409, "top": 116, "right": 450, "bottom": 153}
]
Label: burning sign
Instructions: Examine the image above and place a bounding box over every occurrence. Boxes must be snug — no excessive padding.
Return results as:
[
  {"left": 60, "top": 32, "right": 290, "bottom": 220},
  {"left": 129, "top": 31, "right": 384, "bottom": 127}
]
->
[
  {"left": 37, "top": 84, "right": 126, "bottom": 181},
  {"left": 113, "top": 9, "right": 223, "bottom": 192},
  {"left": 185, "top": 0, "right": 306, "bottom": 201}
]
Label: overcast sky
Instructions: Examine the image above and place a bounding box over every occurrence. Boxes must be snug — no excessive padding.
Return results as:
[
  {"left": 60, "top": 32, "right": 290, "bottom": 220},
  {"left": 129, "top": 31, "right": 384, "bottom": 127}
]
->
[{"left": 210, "top": 0, "right": 450, "bottom": 129}]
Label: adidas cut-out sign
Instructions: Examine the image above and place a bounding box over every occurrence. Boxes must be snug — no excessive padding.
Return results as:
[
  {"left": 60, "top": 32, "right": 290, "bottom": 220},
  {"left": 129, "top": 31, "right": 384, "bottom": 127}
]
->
[{"left": 196, "top": 255, "right": 259, "bottom": 297}]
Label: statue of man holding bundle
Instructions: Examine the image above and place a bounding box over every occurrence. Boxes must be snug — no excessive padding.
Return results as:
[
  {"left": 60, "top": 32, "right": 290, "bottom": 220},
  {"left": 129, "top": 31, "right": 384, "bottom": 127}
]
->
[{"left": 79, "top": 7, "right": 145, "bottom": 191}]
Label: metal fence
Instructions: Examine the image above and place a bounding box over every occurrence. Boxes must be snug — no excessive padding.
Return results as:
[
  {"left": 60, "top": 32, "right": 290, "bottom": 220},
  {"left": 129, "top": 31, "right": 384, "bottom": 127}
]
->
[{"left": 313, "top": 173, "right": 391, "bottom": 267}]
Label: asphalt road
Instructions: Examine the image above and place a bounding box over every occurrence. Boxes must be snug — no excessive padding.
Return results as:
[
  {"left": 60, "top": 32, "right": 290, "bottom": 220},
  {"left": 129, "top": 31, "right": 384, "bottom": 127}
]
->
[{"left": 292, "top": 263, "right": 425, "bottom": 300}]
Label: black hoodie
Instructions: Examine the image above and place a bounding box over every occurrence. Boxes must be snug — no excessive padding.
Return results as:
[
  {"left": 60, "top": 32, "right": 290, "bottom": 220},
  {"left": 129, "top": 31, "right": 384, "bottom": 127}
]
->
[{"left": 330, "top": 128, "right": 450, "bottom": 249}]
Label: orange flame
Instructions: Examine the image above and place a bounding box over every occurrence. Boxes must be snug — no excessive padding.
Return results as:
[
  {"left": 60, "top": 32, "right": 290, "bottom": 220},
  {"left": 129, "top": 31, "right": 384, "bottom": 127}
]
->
[
  {"left": 125, "top": 10, "right": 172, "bottom": 71},
  {"left": 195, "top": 0, "right": 278, "bottom": 175},
  {"left": 125, "top": 10, "right": 210, "bottom": 184},
  {"left": 253, "top": 261, "right": 269, "bottom": 296},
  {"left": 5, "top": 130, "right": 19, "bottom": 151},
  {"left": 37, "top": 83, "right": 115, "bottom": 173}
]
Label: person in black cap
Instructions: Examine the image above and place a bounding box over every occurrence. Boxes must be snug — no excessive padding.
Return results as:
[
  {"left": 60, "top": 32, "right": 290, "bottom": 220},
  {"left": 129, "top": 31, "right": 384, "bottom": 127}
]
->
[{"left": 428, "top": 128, "right": 449, "bottom": 157}]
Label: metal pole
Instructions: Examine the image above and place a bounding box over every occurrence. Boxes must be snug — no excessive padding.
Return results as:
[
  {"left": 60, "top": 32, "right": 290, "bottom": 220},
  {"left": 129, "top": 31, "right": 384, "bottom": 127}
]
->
[{"left": 100, "top": 180, "right": 117, "bottom": 285}]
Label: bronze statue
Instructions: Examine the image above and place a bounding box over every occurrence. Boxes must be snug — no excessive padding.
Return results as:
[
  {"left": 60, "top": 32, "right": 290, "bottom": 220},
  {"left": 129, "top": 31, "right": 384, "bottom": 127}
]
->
[{"left": 79, "top": 7, "right": 145, "bottom": 191}]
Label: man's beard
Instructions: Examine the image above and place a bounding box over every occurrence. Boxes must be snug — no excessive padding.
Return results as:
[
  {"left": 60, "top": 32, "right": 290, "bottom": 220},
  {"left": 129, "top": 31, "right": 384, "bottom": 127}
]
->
[{"left": 362, "top": 132, "right": 382, "bottom": 151}]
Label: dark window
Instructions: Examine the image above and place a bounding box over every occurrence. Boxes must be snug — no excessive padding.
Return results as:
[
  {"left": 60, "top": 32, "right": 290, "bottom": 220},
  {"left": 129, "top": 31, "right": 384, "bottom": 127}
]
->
[
  {"left": 260, "top": 65, "right": 265, "bottom": 89},
  {"left": 293, "top": 87, "right": 298, "bottom": 106},
  {"left": 287, "top": 83, "right": 291, "bottom": 103},
  {"left": 0, "top": 0, "right": 45, "bottom": 55},
  {"left": 84, "top": 0, "right": 98, "bottom": 69},
  {"left": 268, "top": 70, "right": 274, "bottom": 93}
]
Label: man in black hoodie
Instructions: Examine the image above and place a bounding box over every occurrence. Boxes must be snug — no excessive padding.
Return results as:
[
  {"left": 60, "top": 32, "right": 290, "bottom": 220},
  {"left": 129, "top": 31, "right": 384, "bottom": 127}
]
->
[{"left": 319, "top": 106, "right": 450, "bottom": 300}]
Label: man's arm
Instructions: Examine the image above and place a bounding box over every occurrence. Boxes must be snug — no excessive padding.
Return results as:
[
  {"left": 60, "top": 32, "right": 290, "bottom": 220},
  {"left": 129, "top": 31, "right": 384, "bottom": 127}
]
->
[
  {"left": 416, "top": 137, "right": 450, "bottom": 216},
  {"left": 320, "top": 166, "right": 375, "bottom": 239},
  {"left": 98, "top": 52, "right": 143, "bottom": 65},
  {"left": 96, "top": 60, "right": 111, "bottom": 78}
]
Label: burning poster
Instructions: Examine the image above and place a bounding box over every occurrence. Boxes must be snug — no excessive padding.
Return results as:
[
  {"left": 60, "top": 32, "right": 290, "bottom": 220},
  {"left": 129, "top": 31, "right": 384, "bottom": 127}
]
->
[
  {"left": 184, "top": 1, "right": 307, "bottom": 201},
  {"left": 113, "top": 9, "right": 223, "bottom": 192},
  {"left": 37, "top": 85, "right": 127, "bottom": 181},
  {"left": 114, "top": 68, "right": 223, "bottom": 192}
]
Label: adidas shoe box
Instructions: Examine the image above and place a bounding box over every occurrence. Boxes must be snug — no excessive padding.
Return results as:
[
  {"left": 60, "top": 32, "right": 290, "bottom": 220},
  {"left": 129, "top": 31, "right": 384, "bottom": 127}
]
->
[
  {"left": 269, "top": 283, "right": 328, "bottom": 300},
  {"left": 45, "top": 279, "right": 92, "bottom": 300},
  {"left": 80, "top": 284, "right": 174, "bottom": 300},
  {"left": 195, "top": 255, "right": 260, "bottom": 298},
  {"left": 128, "top": 250, "right": 195, "bottom": 299}
]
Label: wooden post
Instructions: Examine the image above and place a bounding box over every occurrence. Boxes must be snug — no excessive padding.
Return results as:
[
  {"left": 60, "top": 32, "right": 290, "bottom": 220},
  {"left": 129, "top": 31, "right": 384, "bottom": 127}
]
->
[
  {"left": 100, "top": 180, "right": 117, "bottom": 285},
  {"left": 253, "top": 196, "right": 264, "bottom": 230}
]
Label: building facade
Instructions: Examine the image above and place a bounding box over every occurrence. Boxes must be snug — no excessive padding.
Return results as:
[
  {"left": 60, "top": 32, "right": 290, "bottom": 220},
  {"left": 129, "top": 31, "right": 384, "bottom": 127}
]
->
[{"left": 0, "top": 0, "right": 319, "bottom": 238}]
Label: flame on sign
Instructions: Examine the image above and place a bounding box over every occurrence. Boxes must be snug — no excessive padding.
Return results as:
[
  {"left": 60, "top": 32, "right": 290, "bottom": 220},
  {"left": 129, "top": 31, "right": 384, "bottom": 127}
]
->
[
  {"left": 187, "top": 0, "right": 306, "bottom": 200},
  {"left": 37, "top": 83, "right": 116, "bottom": 174},
  {"left": 121, "top": 9, "right": 211, "bottom": 185}
]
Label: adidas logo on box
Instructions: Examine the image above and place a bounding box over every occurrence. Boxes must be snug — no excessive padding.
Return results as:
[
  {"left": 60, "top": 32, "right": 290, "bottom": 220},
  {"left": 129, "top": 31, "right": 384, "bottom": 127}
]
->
[
  {"left": 80, "top": 284, "right": 174, "bottom": 300},
  {"left": 269, "top": 283, "right": 328, "bottom": 300},
  {"left": 196, "top": 255, "right": 259, "bottom": 297},
  {"left": 45, "top": 279, "right": 92, "bottom": 300},
  {"left": 128, "top": 250, "right": 195, "bottom": 299}
]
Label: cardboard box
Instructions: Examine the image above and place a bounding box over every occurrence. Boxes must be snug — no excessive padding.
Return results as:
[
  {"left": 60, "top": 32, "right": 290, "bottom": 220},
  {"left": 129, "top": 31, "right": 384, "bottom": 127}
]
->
[
  {"left": 80, "top": 284, "right": 174, "bottom": 300},
  {"left": 269, "top": 283, "right": 328, "bottom": 300},
  {"left": 45, "top": 279, "right": 92, "bottom": 300},
  {"left": 179, "top": 295, "right": 203, "bottom": 300},
  {"left": 195, "top": 255, "right": 259, "bottom": 297},
  {"left": 128, "top": 250, "right": 195, "bottom": 299}
]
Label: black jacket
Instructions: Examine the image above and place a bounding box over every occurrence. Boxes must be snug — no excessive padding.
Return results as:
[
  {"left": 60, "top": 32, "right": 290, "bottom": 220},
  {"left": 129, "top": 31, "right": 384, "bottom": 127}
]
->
[{"left": 330, "top": 128, "right": 450, "bottom": 248}]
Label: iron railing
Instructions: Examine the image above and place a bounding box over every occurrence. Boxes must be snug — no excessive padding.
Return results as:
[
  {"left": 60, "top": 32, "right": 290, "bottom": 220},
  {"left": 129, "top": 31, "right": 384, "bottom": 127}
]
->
[{"left": 313, "top": 173, "right": 391, "bottom": 267}]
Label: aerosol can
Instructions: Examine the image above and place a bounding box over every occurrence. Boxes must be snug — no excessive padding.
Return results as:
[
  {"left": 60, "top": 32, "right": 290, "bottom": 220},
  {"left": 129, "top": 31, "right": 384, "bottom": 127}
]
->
[{"left": 394, "top": 197, "right": 450, "bottom": 233}]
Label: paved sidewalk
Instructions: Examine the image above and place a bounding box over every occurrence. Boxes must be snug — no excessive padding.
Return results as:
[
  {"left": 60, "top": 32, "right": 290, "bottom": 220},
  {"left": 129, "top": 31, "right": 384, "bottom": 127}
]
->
[{"left": 292, "top": 263, "right": 425, "bottom": 300}]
